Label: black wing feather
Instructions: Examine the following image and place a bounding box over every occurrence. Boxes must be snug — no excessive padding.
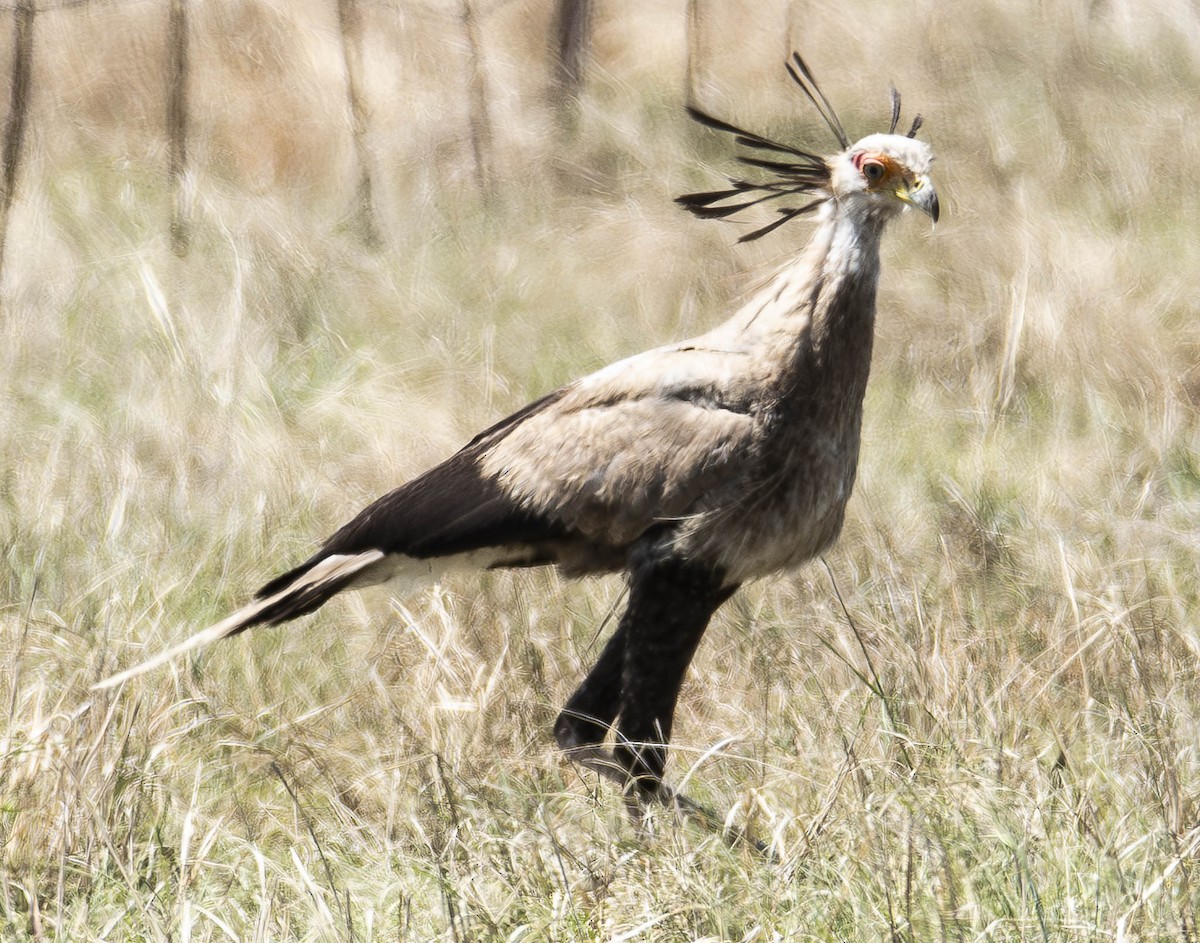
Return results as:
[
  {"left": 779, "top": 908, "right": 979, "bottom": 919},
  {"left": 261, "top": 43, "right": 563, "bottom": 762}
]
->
[{"left": 255, "top": 390, "right": 570, "bottom": 599}]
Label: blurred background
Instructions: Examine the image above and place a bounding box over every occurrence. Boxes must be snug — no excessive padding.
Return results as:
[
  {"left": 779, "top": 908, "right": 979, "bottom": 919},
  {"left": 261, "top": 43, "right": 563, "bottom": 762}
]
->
[{"left": 3, "top": 0, "right": 1200, "bottom": 939}]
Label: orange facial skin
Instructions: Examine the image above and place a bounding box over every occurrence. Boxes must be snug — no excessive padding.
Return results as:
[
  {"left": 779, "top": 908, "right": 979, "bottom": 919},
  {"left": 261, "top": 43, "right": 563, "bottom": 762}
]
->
[{"left": 851, "top": 151, "right": 907, "bottom": 189}]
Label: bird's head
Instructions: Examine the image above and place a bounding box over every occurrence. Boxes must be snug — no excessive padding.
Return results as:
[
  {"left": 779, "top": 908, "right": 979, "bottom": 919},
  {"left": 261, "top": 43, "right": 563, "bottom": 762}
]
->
[
  {"left": 830, "top": 133, "right": 939, "bottom": 224},
  {"left": 677, "top": 53, "right": 940, "bottom": 240}
]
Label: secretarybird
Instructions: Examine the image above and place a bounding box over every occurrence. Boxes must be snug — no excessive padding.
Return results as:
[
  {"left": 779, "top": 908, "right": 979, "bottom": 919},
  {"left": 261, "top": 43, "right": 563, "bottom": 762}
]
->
[{"left": 97, "top": 55, "right": 939, "bottom": 805}]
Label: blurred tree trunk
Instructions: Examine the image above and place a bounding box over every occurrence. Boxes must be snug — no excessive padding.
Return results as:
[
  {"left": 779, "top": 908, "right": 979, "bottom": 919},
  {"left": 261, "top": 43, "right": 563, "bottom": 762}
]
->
[
  {"left": 336, "top": 0, "right": 382, "bottom": 248},
  {"left": 460, "top": 0, "right": 493, "bottom": 202},
  {"left": 0, "top": 0, "right": 34, "bottom": 290},
  {"left": 166, "top": 0, "right": 190, "bottom": 257},
  {"left": 685, "top": 0, "right": 701, "bottom": 106},
  {"left": 552, "top": 0, "right": 592, "bottom": 106}
]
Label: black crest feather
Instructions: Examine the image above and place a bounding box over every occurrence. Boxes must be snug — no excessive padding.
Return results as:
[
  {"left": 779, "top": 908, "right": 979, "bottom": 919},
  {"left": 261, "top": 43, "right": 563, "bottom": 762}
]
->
[
  {"left": 888, "top": 83, "right": 923, "bottom": 138},
  {"left": 681, "top": 51, "right": 859, "bottom": 242},
  {"left": 678, "top": 53, "right": 929, "bottom": 242},
  {"left": 676, "top": 55, "right": 843, "bottom": 242},
  {"left": 785, "top": 52, "right": 850, "bottom": 150}
]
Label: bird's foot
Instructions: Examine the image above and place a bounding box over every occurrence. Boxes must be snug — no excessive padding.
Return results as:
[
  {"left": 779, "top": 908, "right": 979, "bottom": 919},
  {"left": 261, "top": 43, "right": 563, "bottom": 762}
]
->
[{"left": 558, "top": 746, "right": 772, "bottom": 858}]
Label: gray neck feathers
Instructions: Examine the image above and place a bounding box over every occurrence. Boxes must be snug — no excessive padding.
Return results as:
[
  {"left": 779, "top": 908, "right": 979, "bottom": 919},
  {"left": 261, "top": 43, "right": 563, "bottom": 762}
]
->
[{"left": 724, "top": 201, "right": 886, "bottom": 420}]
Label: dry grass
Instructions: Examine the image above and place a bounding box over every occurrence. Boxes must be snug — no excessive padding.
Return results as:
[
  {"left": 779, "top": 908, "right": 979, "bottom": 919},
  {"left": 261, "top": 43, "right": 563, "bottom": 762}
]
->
[{"left": 3, "top": 0, "right": 1200, "bottom": 939}]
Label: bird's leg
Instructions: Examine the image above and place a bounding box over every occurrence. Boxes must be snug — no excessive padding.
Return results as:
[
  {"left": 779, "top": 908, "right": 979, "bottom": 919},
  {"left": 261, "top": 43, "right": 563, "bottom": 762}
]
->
[
  {"left": 555, "top": 552, "right": 768, "bottom": 853},
  {"left": 613, "top": 553, "right": 736, "bottom": 800},
  {"left": 554, "top": 622, "right": 626, "bottom": 759},
  {"left": 611, "top": 560, "right": 774, "bottom": 854}
]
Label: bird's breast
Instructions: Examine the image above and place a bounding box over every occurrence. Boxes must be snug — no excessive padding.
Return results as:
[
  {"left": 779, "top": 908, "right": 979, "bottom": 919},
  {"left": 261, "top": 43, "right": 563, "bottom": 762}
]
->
[{"left": 677, "top": 411, "right": 863, "bottom": 583}]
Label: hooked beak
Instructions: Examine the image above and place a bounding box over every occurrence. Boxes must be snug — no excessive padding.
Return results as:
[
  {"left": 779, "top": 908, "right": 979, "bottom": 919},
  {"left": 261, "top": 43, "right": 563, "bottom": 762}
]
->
[{"left": 897, "top": 175, "right": 940, "bottom": 223}]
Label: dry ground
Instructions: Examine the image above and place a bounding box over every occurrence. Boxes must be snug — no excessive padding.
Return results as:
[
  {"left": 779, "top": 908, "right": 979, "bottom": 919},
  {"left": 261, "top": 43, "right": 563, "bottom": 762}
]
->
[{"left": 3, "top": 0, "right": 1200, "bottom": 939}]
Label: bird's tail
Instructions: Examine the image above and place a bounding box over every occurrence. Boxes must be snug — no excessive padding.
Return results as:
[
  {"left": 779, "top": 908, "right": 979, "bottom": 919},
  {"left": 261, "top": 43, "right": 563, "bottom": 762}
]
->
[{"left": 91, "top": 549, "right": 387, "bottom": 691}]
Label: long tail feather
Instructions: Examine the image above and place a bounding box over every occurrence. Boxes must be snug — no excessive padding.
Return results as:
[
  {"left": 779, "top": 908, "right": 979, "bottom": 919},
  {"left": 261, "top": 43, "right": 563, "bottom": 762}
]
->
[{"left": 92, "top": 550, "right": 386, "bottom": 691}]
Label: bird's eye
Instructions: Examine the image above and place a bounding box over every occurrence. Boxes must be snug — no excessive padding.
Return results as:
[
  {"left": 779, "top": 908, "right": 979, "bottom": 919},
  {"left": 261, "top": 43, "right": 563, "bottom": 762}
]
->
[{"left": 862, "top": 159, "right": 886, "bottom": 183}]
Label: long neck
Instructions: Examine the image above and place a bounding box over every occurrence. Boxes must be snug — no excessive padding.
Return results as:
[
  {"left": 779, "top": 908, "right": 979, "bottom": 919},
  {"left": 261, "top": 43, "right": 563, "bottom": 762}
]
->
[
  {"left": 726, "top": 203, "right": 886, "bottom": 414},
  {"left": 793, "top": 206, "right": 884, "bottom": 370}
]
